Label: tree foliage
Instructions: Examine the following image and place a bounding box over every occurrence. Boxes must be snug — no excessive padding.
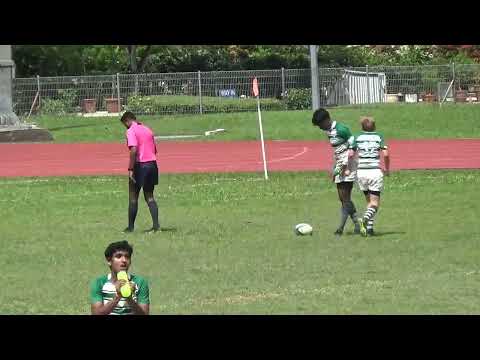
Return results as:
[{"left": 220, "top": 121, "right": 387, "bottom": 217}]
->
[{"left": 12, "top": 45, "right": 480, "bottom": 78}]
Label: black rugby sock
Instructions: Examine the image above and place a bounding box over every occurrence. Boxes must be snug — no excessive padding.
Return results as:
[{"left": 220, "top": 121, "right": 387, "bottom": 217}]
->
[
  {"left": 147, "top": 200, "right": 160, "bottom": 229},
  {"left": 338, "top": 204, "right": 349, "bottom": 231},
  {"left": 345, "top": 200, "right": 359, "bottom": 225},
  {"left": 128, "top": 202, "right": 138, "bottom": 230}
]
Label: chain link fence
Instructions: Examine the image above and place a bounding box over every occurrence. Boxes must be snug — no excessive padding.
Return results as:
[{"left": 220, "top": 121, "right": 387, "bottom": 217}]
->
[{"left": 12, "top": 64, "right": 480, "bottom": 117}]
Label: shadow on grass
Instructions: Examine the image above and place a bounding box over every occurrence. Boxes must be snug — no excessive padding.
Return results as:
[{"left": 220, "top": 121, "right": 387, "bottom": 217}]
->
[
  {"left": 141, "top": 227, "right": 178, "bottom": 233},
  {"left": 345, "top": 231, "right": 406, "bottom": 237},
  {"left": 48, "top": 124, "right": 98, "bottom": 131},
  {"left": 160, "top": 227, "right": 177, "bottom": 232},
  {"left": 374, "top": 231, "right": 407, "bottom": 237}
]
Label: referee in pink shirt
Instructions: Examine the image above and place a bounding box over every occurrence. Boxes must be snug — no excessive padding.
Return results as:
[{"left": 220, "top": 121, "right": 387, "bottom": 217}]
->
[{"left": 120, "top": 111, "right": 160, "bottom": 233}]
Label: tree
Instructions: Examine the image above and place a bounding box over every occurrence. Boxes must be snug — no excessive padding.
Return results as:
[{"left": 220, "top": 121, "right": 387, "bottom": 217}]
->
[
  {"left": 13, "top": 45, "right": 88, "bottom": 77},
  {"left": 124, "top": 45, "right": 153, "bottom": 73},
  {"left": 11, "top": 45, "right": 480, "bottom": 78}
]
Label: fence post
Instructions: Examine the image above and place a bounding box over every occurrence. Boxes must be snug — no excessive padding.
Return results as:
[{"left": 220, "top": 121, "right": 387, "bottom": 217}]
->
[
  {"left": 198, "top": 70, "right": 203, "bottom": 115},
  {"left": 116, "top": 73, "right": 121, "bottom": 113},
  {"left": 366, "top": 64, "right": 371, "bottom": 104},
  {"left": 452, "top": 62, "right": 456, "bottom": 100},
  {"left": 309, "top": 45, "right": 320, "bottom": 111},
  {"left": 135, "top": 73, "right": 139, "bottom": 95},
  {"left": 36, "top": 75, "right": 41, "bottom": 108},
  {"left": 281, "top": 67, "right": 286, "bottom": 98}
]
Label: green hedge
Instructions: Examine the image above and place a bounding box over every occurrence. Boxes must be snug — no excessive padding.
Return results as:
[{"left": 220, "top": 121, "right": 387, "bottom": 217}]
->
[
  {"left": 40, "top": 89, "right": 80, "bottom": 115},
  {"left": 284, "top": 88, "right": 312, "bottom": 110},
  {"left": 125, "top": 95, "right": 286, "bottom": 115}
]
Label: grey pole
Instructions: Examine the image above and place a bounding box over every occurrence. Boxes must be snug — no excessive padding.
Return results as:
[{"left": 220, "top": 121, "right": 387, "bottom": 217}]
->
[
  {"left": 198, "top": 70, "right": 203, "bottom": 115},
  {"left": 366, "top": 65, "right": 371, "bottom": 104},
  {"left": 452, "top": 62, "right": 456, "bottom": 99},
  {"left": 310, "top": 45, "right": 320, "bottom": 111},
  {"left": 281, "top": 67, "right": 286, "bottom": 98},
  {"left": 135, "top": 73, "right": 139, "bottom": 95},
  {"left": 116, "top": 73, "right": 121, "bottom": 113},
  {"left": 36, "top": 75, "right": 41, "bottom": 108}
]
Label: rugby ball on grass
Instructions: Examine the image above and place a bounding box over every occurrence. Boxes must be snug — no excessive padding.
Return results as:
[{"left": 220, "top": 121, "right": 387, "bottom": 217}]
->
[{"left": 294, "top": 223, "right": 313, "bottom": 236}]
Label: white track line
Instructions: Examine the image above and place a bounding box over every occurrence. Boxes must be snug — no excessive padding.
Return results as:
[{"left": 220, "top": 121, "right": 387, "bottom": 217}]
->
[{"left": 260, "top": 146, "right": 309, "bottom": 164}]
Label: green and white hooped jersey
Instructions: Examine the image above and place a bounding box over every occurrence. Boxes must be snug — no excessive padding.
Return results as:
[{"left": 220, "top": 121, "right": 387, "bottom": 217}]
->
[
  {"left": 351, "top": 131, "right": 387, "bottom": 170},
  {"left": 323, "top": 121, "right": 355, "bottom": 167},
  {"left": 90, "top": 272, "right": 150, "bottom": 315}
]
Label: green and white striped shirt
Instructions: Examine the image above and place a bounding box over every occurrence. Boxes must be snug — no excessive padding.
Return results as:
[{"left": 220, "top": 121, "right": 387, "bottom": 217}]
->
[
  {"left": 350, "top": 131, "right": 387, "bottom": 170},
  {"left": 323, "top": 121, "right": 355, "bottom": 167},
  {"left": 90, "top": 272, "right": 150, "bottom": 315}
]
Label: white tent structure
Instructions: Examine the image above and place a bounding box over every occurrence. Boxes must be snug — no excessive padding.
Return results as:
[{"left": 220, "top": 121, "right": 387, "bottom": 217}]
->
[{"left": 326, "top": 69, "right": 386, "bottom": 106}]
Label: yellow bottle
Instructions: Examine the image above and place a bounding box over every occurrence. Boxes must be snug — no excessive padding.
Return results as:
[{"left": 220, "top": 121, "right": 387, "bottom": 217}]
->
[{"left": 117, "top": 271, "right": 132, "bottom": 298}]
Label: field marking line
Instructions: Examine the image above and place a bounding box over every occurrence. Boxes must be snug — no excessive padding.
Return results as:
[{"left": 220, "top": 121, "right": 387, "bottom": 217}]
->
[{"left": 260, "top": 146, "right": 309, "bottom": 164}]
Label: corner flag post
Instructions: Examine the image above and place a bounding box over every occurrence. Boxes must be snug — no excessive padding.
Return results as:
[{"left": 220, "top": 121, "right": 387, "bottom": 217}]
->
[{"left": 253, "top": 77, "right": 268, "bottom": 180}]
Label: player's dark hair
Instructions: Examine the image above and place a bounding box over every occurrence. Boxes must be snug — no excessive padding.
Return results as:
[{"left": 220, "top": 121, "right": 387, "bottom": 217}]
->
[
  {"left": 104, "top": 240, "right": 133, "bottom": 259},
  {"left": 312, "top": 108, "right": 330, "bottom": 126},
  {"left": 120, "top": 111, "right": 136, "bottom": 123}
]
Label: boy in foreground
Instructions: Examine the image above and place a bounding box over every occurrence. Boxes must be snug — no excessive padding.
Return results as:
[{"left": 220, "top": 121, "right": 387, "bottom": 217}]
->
[{"left": 90, "top": 240, "right": 149, "bottom": 315}]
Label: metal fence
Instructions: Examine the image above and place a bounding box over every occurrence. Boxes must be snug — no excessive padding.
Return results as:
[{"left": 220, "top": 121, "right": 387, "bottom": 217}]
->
[{"left": 12, "top": 64, "right": 480, "bottom": 117}]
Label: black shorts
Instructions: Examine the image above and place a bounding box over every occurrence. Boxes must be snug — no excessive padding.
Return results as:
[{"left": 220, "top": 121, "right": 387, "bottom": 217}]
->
[
  {"left": 363, "top": 190, "right": 381, "bottom": 197},
  {"left": 133, "top": 161, "right": 158, "bottom": 192}
]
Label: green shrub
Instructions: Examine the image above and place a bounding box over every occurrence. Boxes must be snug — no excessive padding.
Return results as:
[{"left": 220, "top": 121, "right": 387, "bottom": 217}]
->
[
  {"left": 125, "top": 95, "right": 285, "bottom": 115},
  {"left": 40, "top": 89, "right": 79, "bottom": 115},
  {"left": 284, "top": 88, "right": 311, "bottom": 110},
  {"left": 40, "top": 99, "right": 68, "bottom": 115}
]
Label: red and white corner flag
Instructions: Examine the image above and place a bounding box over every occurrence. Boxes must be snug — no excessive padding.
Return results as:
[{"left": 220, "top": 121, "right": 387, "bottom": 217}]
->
[
  {"left": 252, "top": 77, "right": 268, "bottom": 180},
  {"left": 252, "top": 77, "right": 260, "bottom": 97}
]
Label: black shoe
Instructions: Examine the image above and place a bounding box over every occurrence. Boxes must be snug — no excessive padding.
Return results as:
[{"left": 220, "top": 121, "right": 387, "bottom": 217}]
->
[
  {"left": 122, "top": 227, "right": 134, "bottom": 233},
  {"left": 144, "top": 227, "right": 160, "bottom": 234},
  {"left": 334, "top": 228, "right": 343, "bottom": 236},
  {"left": 367, "top": 229, "right": 375, "bottom": 236}
]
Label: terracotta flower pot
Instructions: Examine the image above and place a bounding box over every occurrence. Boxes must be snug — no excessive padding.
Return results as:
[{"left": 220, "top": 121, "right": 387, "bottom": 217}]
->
[
  {"left": 105, "top": 98, "right": 122, "bottom": 113},
  {"left": 82, "top": 99, "right": 97, "bottom": 113},
  {"left": 455, "top": 90, "right": 467, "bottom": 103}
]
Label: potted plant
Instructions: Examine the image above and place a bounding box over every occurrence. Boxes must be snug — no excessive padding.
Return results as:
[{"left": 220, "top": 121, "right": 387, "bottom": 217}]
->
[
  {"left": 82, "top": 98, "right": 97, "bottom": 113},
  {"left": 424, "top": 92, "right": 436, "bottom": 103},
  {"left": 474, "top": 85, "right": 480, "bottom": 101},
  {"left": 455, "top": 88, "right": 467, "bottom": 103},
  {"left": 105, "top": 98, "right": 122, "bottom": 113}
]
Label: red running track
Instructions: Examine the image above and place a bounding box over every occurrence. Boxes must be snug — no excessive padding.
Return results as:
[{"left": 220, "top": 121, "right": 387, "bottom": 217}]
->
[{"left": 0, "top": 139, "right": 479, "bottom": 178}]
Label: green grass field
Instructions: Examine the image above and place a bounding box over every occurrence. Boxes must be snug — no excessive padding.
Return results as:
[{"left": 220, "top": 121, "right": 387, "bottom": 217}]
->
[
  {"left": 1, "top": 171, "right": 480, "bottom": 314},
  {"left": 5, "top": 103, "right": 480, "bottom": 314},
  {"left": 28, "top": 103, "right": 480, "bottom": 143}
]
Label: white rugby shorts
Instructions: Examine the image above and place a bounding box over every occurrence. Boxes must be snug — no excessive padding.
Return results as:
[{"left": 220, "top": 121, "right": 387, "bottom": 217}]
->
[
  {"left": 356, "top": 168, "right": 384, "bottom": 192},
  {"left": 334, "top": 170, "right": 357, "bottom": 184}
]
